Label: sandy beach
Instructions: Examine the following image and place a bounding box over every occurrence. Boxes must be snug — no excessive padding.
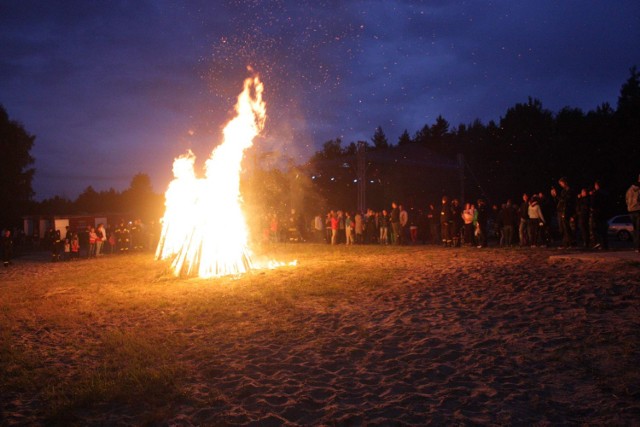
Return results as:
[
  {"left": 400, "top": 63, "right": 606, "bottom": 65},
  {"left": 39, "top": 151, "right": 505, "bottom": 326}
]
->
[{"left": 1, "top": 245, "right": 639, "bottom": 425}]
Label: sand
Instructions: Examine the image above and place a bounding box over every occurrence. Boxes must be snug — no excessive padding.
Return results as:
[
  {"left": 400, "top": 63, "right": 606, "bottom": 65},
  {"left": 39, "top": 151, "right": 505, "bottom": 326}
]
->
[{"left": 1, "top": 247, "right": 639, "bottom": 425}]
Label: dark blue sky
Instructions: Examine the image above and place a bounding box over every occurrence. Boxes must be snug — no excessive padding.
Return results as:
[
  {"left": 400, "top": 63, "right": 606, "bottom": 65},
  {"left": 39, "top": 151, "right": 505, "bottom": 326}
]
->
[{"left": 2, "top": 1, "right": 639, "bottom": 200}]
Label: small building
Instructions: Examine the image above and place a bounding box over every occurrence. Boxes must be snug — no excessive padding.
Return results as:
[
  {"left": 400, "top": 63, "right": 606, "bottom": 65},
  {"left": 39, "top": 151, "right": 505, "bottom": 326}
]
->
[{"left": 22, "top": 213, "right": 125, "bottom": 239}]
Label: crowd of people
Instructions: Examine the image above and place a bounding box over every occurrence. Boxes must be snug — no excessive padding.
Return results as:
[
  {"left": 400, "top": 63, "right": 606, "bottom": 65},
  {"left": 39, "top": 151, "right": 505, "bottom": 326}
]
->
[
  {"left": 269, "top": 176, "right": 640, "bottom": 253},
  {"left": 41, "top": 219, "right": 160, "bottom": 262},
  {"left": 2, "top": 176, "right": 640, "bottom": 267},
  {"left": 0, "top": 219, "right": 160, "bottom": 265}
]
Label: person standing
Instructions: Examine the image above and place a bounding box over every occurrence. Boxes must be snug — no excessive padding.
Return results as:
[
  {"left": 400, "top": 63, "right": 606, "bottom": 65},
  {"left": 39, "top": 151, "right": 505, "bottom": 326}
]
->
[
  {"left": 269, "top": 214, "right": 280, "bottom": 243},
  {"left": 499, "top": 200, "right": 517, "bottom": 247},
  {"left": 538, "top": 192, "right": 554, "bottom": 247},
  {"left": 88, "top": 227, "right": 98, "bottom": 258},
  {"left": 626, "top": 175, "right": 640, "bottom": 253},
  {"left": 345, "top": 211, "right": 354, "bottom": 245},
  {"left": 329, "top": 212, "right": 339, "bottom": 245},
  {"left": 2, "top": 229, "right": 13, "bottom": 267},
  {"left": 590, "top": 180, "right": 608, "bottom": 250},
  {"left": 337, "top": 211, "right": 345, "bottom": 244},
  {"left": 325, "top": 212, "right": 332, "bottom": 244},
  {"left": 96, "top": 223, "right": 106, "bottom": 256},
  {"left": 556, "top": 177, "right": 576, "bottom": 248},
  {"left": 366, "top": 209, "right": 377, "bottom": 244},
  {"left": 450, "top": 199, "right": 462, "bottom": 247},
  {"left": 440, "top": 197, "right": 452, "bottom": 247},
  {"left": 576, "top": 188, "right": 591, "bottom": 248},
  {"left": 518, "top": 193, "right": 530, "bottom": 247},
  {"left": 115, "top": 221, "right": 130, "bottom": 253},
  {"left": 379, "top": 209, "right": 389, "bottom": 244},
  {"left": 399, "top": 204, "right": 408, "bottom": 245},
  {"left": 70, "top": 233, "right": 80, "bottom": 260},
  {"left": 50, "top": 229, "right": 62, "bottom": 262},
  {"left": 427, "top": 204, "right": 439, "bottom": 244},
  {"left": 462, "top": 203, "right": 476, "bottom": 246},
  {"left": 476, "top": 199, "right": 488, "bottom": 248},
  {"left": 314, "top": 214, "right": 324, "bottom": 243},
  {"left": 408, "top": 207, "right": 418, "bottom": 244},
  {"left": 354, "top": 211, "right": 364, "bottom": 244},
  {"left": 390, "top": 202, "right": 401, "bottom": 245},
  {"left": 527, "top": 196, "right": 545, "bottom": 247}
]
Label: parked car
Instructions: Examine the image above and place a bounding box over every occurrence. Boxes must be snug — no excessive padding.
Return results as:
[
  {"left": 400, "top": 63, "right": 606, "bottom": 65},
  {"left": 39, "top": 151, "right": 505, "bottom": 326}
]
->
[{"left": 608, "top": 214, "right": 634, "bottom": 241}]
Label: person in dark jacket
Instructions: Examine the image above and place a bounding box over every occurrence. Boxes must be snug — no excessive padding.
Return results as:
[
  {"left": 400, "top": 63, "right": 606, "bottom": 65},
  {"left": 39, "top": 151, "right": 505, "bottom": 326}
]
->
[
  {"left": 450, "top": 199, "right": 463, "bottom": 247},
  {"left": 48, "top": 228, "right": 62, "bottom": 262},
  {"left": 499, "top": 200, "right": 518, "bottom": 247},
  {"left": 518, "top": 193, "right": 530, "bottom": 246},
  {"left": 2, "top": 229, "right": 13, "bottom": 267},
  {"left": 589, "top": 180, "right": 608, "bottom": 250},
  {"left": 556, "top": 177, "right": 576, "bottom": 248},
  {"left": 440, "top": 196, "right": 452, "bottom": 247},
  {"left": 390, "top": 202, "right": 401, "bottom": 245},
  {"left": 427, "top": 203, "right": 440, "bottom": 244},
  {"left": 476, "top": 199, "right": 489, "bottom": 248},
  {"left": 576, "top": 188, "right": 591, "bottom": 248},
  {"left": 538, "top": 192, "right": 554, "bottom": 247}
]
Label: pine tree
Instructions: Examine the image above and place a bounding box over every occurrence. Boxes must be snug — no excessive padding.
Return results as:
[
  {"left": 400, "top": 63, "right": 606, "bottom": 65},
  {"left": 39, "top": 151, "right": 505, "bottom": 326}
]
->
[
  {"left": 0, "top": 105, "right": 35, "bottom": 227},
  {"left": 371, "top": 126, "right": 389, "bottom": 149}
]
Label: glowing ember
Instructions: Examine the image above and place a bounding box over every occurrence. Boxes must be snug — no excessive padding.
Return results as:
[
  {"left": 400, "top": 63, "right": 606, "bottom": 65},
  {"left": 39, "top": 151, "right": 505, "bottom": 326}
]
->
[{"left": 156, "top": 75, "right": 266, "bottom": 278}]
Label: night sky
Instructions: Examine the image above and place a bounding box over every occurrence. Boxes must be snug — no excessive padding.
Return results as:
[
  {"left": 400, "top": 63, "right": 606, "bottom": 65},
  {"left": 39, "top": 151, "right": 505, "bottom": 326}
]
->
[{"left": 2, "top": 1, "right": 639, "bottom": 200}]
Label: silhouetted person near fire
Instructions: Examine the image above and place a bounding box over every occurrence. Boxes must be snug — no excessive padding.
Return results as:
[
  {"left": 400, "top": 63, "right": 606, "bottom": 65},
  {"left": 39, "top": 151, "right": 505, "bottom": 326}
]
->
[
  {"left": 518, "top": 193, "right": 530, "bottom": 247},
  {"left": 2, "top": 229, "right": 13, "bottom": 267},
  {"left": 390, "top": 202, "right": 400, "bottom": 245},
  {"left": 589, "top": 180, "right": 608, "bottom": 250},
  {"left": 576, "top": 188, "right": 591, "bottom": 248},
  {"left": 450, "top": 199, "right": 462, "bottom": 247},
  {"left": 427, "top": 204, "right": 439, "bottom": 244},
  {"left": 115, "top": 221, "right": 130, "bottom": 253},
  {"left": 399, "top": 204, "right": 408, "bottom": 245},
  {"left": 556, "top": 177, "right": 576, "bottom": 248},
  {"left": 440, "top": 196, "right": 452, "bottom": 246},
  {"left": 48, "top": 228, "right": 62, "bottom": 262},
  {"left": 366, "top": 209, "right": 377, "bottom": 244},
  {"left": 379, "top": 209, "right": 389, "bottom": 244},
  {"left": 538, "top": 192, "right": 554, "bottom": 247},
  {"left": 476, "top": 199, "right": 488, "bottom": 248},
  {"left": 130, "top": 219, "right": 144, "bottom": 250},
  {"left": 498, "top": 200, "right": 517, "bottom": 247}
]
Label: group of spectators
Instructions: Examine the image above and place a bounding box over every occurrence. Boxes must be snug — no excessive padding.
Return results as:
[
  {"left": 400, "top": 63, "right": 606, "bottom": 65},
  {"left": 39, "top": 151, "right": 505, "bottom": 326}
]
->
[
  {"left": 0, "top": 219, "right": 160, "bottom": 265},
  {"left": 270, "top": 175, "right": 640, "bottom": 252},
  {"left": 2, "top": 175, "right": 640, "bottom": 267},
  {"left": 493, "top": 177, "right": 609, "bottom": 250},
  {"left": 43, "top": 219, "right": 159, "bottom": 261}
]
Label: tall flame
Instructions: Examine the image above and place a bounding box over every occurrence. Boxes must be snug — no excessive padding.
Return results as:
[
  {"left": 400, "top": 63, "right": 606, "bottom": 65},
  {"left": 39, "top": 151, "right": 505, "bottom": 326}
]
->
[{"left": 156, "top": 75, "right": 266, "bottom": 278}]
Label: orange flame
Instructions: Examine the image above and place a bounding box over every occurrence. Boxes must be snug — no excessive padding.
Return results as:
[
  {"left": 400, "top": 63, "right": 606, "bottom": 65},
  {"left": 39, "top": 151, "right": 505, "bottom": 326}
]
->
[{"left": 156, "top": 75, "right": 266, "bottom": 278}]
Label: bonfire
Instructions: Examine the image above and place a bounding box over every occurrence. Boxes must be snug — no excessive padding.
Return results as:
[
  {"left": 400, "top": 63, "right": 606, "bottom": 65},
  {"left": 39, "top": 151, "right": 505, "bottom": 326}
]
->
[{"left": 156, "top": 74, "right": 265, "bottom": 278}]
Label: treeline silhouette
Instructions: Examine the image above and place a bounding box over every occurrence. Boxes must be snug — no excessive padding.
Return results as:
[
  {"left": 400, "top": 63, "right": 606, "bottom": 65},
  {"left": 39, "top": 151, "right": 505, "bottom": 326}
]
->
[
  {"left": 308, "top": 67, "right": 640, "bottom": 212},
  {"left": 31, "top": 173, "right": 164, "bottom": 223},
  {"left": 4, "top": 67, "right": 639, "bottom": 227}
]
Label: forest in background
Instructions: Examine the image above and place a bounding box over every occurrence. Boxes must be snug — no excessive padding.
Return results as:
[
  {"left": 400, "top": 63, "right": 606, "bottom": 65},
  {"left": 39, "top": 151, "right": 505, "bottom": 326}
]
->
[{"left": 1, "top": 67, "right": 639, "bottom": 227}]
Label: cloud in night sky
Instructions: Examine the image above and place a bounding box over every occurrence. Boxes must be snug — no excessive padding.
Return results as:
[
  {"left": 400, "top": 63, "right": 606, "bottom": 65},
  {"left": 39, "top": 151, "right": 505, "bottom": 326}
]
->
[{"left": 1, "top": 0, "right": 639, "bottom": 199}]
